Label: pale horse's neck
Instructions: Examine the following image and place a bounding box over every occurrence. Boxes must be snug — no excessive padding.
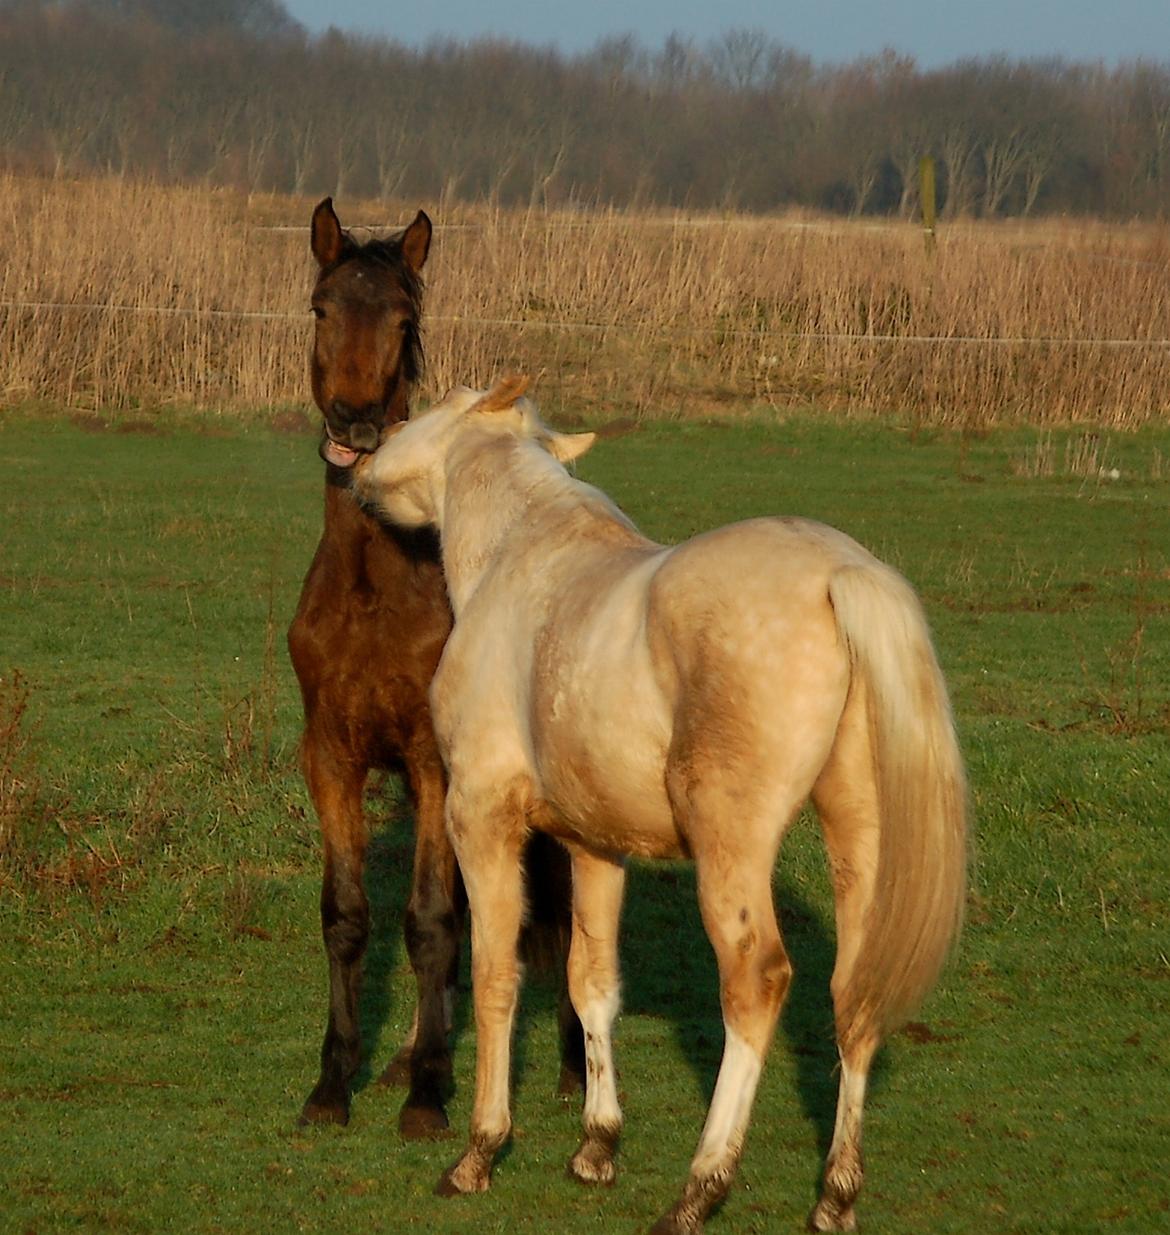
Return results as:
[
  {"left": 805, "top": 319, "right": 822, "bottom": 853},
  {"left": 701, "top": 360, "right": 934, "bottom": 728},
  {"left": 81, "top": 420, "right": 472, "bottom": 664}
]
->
[{"left": 437, "top": 434, "right": 623, "bottom": 615}]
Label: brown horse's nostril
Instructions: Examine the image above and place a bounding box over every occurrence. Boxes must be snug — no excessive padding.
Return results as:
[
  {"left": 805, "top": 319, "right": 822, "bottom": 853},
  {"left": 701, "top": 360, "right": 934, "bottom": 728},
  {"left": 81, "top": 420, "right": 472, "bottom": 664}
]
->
[{"left": 348, "top": 422, "right": 380, "bottom": 452}]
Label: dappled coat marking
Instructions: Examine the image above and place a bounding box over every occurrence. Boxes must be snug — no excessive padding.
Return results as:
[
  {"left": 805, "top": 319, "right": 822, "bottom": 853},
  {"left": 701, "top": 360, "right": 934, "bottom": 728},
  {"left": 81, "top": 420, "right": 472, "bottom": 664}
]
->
[{"left": 354, "top": 377, "right": 968, "bottom": 1234}]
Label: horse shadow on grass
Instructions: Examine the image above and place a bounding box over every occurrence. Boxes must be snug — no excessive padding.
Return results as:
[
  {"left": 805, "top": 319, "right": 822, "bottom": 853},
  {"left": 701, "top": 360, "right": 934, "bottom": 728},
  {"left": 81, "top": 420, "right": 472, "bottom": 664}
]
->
[
  {"left": 619, "top": 858, "right": 888, "bottom": 1174},
  {"left": 349, "top": 801, "right": 887, "bottom": 1187},
  {"left": 350, "top": 798, "right": 560, "bottom": 1104},
  {"left": 350, "top": 810, "right": 420, "bottom": 1098}
]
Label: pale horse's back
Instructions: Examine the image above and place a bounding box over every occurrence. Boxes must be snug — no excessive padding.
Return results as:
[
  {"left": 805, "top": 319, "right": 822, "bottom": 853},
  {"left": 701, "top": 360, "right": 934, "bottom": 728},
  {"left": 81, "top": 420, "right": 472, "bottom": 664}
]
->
[{"left": 527, "top": 516, "right": 876, "bottom": 858}]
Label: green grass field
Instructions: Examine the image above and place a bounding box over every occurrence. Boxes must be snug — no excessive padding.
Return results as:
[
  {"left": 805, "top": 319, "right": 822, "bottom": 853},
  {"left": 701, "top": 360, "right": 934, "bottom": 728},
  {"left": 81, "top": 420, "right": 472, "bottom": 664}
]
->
[{"left": 2, "top": 410, "right": 1168, "bottom": 1234}]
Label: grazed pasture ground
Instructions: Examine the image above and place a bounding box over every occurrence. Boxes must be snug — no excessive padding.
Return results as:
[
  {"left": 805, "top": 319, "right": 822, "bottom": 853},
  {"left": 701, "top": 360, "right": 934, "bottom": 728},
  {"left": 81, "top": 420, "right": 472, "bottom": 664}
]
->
[{"left": 1, "top": 411, "right": 1168, "bottom": 1234}]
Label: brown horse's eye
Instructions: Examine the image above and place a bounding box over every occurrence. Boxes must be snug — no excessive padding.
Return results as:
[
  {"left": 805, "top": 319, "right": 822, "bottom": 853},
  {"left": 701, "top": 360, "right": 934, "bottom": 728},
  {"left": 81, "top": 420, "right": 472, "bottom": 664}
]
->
[{"left": 311, "top": 306, "right": 325, "bottom": 320}]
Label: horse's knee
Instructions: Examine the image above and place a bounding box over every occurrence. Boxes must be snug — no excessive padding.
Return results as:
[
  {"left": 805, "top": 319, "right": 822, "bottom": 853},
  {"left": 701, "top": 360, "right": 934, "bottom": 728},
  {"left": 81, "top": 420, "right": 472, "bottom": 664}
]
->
[
  {"left": 321, "top": 869, "right": 369, "bottom": 965},
  {"left": 404, "top": 900, "right": 459, "bottom": 973}
]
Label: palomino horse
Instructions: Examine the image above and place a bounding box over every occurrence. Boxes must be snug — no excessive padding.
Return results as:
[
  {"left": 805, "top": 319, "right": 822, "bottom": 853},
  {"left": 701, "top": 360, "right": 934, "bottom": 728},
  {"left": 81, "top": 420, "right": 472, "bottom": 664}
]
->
[
  {"left": 353, "top": 377, "right": 968, "bottom": 1233},
  {"left": 287, "top": 206, "right": 581, "bottom": 1138}
]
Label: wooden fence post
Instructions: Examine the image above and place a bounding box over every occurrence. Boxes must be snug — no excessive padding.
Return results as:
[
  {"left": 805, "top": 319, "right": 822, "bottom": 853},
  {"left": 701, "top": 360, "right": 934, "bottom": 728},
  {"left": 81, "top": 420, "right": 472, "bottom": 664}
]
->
[{"left": 920, "top": 155, "right": 937, "bottom": 252}]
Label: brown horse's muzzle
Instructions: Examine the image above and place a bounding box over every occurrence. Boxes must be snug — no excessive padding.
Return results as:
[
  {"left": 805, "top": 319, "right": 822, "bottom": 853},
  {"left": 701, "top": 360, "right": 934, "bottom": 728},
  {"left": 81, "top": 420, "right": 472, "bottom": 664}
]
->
[
  {"left": 341, "top": 420, "right": 381, "bottom": 452},
  {"left": 320, "top": 401, "right": 384, "bottom": 467}
]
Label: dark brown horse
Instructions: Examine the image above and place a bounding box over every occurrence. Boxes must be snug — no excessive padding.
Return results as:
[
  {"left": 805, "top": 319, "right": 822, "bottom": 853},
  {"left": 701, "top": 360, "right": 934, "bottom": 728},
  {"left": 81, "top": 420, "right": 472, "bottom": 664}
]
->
[{"left": 288, "top": 199, "right": 581, "bottom": 1138}]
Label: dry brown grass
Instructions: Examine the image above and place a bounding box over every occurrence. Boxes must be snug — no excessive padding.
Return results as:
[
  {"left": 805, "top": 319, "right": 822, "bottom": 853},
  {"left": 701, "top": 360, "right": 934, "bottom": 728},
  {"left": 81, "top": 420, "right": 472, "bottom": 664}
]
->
[{"left": 3, "top": 173, "right": 1170, "bottom": 426}]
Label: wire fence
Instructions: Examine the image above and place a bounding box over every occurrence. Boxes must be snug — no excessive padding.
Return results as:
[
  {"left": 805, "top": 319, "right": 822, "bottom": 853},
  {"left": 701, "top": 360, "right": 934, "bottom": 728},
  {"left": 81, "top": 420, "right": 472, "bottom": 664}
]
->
[{"left": 3, "top": 299, "right": 1169, "bottom": 349}]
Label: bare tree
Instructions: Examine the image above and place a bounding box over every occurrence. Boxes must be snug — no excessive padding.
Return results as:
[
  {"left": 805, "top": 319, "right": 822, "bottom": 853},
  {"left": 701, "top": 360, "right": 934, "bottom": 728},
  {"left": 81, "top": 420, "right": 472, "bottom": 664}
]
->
[
  {"left": 332, "top": 127, "right": 363, "bottom": 201},
  {"left": 938, "top": 122, "right": 979, "bottom": 217},
  {"left": 0, "top": 6, "right": 1166, "bottom": 219},
  {"left": 710, "top": 28, "right": 771, "bottom": 91},
  {"left": 82, "top": 0, "right": 303, "bottom": 38},
  {"left": 243, "top": 97, "right": 279, "bottom": 193},
  {"left": 980, "top": 126, "right": 1027, "bottom": 215},
  {"left": 284, "top": 116, "right": 317, "bottom": 196},
  {"left": 374, "top": 115, "right": 413, "bottom": 204},
  {"left": 831, "top": 54, "right": 911, "bottom": 215},
  {"left": 528, "top": 118, "right": 574, "bottom": 208},
  {"left": 1131, "top": 63, "right": 1170, "bottom": 214}
]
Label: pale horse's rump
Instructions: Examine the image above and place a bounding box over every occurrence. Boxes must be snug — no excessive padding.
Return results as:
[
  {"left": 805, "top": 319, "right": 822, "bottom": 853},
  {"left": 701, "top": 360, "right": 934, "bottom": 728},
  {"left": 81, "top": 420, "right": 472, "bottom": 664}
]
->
[{"left": 353, "top": 377, "right": 968, "bottom": 1235}]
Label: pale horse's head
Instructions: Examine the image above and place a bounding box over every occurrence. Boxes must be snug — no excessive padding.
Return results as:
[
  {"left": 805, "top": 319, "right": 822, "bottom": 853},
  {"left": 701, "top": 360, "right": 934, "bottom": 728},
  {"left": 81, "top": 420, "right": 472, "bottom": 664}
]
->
[{"left": 352, "top": 375, "right": 596, "bottom": 530}]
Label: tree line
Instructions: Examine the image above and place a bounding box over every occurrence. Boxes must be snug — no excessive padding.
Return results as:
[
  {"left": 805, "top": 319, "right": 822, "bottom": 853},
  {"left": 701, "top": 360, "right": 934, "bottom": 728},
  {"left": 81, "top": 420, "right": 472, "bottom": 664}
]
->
[{"left": 3, "top": 0, "right": 1170, "bottom": 217}]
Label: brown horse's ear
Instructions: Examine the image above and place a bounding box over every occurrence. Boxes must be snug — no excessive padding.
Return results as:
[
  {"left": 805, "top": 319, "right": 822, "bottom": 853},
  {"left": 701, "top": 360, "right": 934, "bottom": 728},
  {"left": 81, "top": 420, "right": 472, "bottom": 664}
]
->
[
  {"left": 401, "top": 209, "right": 432, "bottom": 272},
  {"left": 470, "top": 374, "right": 530, "bottom": 414},
  {"left": 311, "top": 197, "right": 345, "bottom": 266}
]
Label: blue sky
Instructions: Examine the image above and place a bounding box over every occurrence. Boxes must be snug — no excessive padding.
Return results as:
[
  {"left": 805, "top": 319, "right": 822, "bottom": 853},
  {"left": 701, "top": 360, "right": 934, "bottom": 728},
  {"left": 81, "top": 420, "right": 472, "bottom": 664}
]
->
[{"left": 280, "top": 1, "right": 1170, "bottom": 65}]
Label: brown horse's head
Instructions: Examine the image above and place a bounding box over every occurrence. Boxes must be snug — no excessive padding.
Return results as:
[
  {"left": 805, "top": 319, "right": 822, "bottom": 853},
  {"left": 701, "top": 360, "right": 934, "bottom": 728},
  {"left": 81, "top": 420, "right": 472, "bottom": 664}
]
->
[{"left": 309, "top": 197, "right": 431, "bottom": 467}]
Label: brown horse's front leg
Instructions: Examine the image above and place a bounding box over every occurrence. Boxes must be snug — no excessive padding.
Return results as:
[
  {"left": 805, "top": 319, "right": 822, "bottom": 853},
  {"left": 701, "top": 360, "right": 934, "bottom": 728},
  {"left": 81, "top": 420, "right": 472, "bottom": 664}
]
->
[
  {"left": 391, "top": 748, "right": 464, "bottom": 1139},
  {"left": 299, "top": 739, "right": 369, "bottom": 1127}
]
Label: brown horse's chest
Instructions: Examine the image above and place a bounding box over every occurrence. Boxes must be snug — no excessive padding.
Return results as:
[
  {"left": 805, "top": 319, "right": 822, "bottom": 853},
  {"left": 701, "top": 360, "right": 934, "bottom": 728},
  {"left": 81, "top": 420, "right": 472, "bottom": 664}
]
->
[{"left": 289, "top": 520, "right": 451, "bottom": 763}]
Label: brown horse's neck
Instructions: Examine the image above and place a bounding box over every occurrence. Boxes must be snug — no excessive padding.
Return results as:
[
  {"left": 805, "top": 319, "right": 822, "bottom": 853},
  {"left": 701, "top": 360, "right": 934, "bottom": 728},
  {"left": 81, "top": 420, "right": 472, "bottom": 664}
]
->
[
  {"left": 317, "top": 380, "right": 413, "bottom": 565},
  {"left": 321, "top": 474, "right": 379, "bottom": 541},
  {"left": 318, "top": 464, "right": 442, "bottom": 586},
  {"left": 381, "top": 381, "right": 411, "bottom": 429}
]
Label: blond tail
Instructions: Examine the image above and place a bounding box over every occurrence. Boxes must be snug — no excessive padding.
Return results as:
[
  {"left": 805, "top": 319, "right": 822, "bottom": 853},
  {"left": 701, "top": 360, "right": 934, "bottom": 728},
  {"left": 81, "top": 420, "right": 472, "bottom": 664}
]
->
[{"left": 828, "top": 561, "right": 969, "bottom": 1048}]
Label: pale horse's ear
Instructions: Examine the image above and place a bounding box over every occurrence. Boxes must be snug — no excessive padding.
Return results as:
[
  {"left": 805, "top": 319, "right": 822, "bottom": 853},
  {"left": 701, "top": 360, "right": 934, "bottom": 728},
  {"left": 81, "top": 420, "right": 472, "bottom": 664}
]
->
[
  {"left": 470, "top": 373, "right": 530, "bottom": 413},
  {"left": 470, "top": 373, "right": 596, "bottom": 462},
  {"left": 545, "top": 430, "right": 597, "bottom": 464}
]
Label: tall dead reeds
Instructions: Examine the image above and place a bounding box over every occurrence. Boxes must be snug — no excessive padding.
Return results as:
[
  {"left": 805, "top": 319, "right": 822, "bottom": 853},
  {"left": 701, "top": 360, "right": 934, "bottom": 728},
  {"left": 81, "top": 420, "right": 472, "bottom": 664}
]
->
[{"left": 2, "top": 173, "right": 1169, "bottom": 427}]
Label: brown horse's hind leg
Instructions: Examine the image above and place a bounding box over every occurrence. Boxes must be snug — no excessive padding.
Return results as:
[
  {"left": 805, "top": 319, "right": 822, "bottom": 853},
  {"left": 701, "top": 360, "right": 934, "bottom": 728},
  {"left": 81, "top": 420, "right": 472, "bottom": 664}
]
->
[
  {"left": 556, "top": 975, "right": 588, "bottom": 1097},
  {"left": 393, "top": 747, "right": 464, "bottom": 1139},
  {"left": 809, "top": 682, "right": 881, "bottom": 1233},
  {"left": 300, "top": 740, "right": 369, "bottom": 1127},
  {"left": 565, "top": 846, "right": 626, "bottom": 1186},
  {"left": 522, "top": 832, "right": 587, "bottom": 1097}
]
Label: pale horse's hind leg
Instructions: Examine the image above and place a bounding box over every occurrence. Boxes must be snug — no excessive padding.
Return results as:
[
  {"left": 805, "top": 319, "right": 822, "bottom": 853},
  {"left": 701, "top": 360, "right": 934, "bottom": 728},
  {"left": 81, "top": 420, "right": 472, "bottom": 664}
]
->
[
  {"left": 564, "top": 845, "right": 627, "bottom": 1185},
  {"left": 808, "top": 678, "right": 882, "bottom": 1233},
  {"left": 650, "top": 813, "right": 795, "bottom": 1235},
  {"left": 650, "top": 768, "right": 823, "bottom": 1235},
  {"left": 651, "top": 630, "right": 849, "bottom": 1235}
]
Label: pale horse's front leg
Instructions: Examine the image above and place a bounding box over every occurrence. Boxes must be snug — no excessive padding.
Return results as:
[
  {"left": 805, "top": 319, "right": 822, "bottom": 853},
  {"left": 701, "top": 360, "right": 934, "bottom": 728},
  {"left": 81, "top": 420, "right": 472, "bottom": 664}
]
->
[{"left": 435, "top": 780, "right": 529, "bottom": 1196}]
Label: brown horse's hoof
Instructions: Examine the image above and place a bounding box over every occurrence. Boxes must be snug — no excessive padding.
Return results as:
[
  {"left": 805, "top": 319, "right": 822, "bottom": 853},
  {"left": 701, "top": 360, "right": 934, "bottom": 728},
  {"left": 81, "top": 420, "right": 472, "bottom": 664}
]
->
[
  {"left": 434, "top": 1167, "right": 465, "bottom": 1198},
  {"left": 399, "top": 1101, "right": 452, "bottom": 1140},
  {"left": 298, "top": 1098, "right": 349, "bottom": 1127}
]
